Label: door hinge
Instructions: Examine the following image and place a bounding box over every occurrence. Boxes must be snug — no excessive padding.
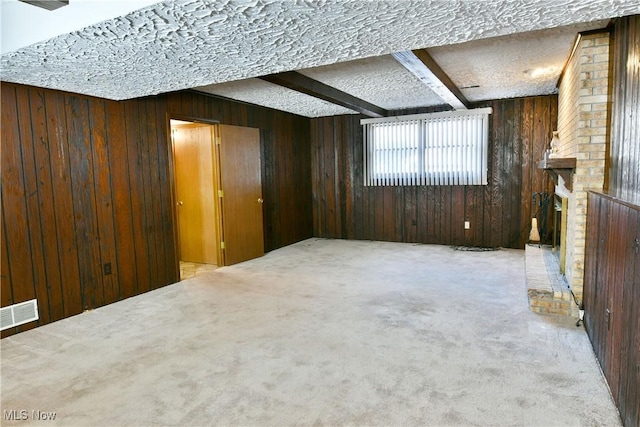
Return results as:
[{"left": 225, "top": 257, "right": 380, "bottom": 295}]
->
[
  {"left": 215, "top": 136, "right": 221, "bottom": 145},
  {"left": 218, "top": 190, "right": 224, "bottom": 198},
  {"left": 634, "top": 238, "right": 639, "bottom": 255},
  {"left": 220, "top": 241, "right": 225, "bottom": 250}
]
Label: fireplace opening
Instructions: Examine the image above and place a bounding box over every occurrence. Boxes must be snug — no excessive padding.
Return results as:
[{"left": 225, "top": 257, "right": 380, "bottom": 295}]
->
[{"left": 553, "top": 194, "right": 568, "bottom": 274}]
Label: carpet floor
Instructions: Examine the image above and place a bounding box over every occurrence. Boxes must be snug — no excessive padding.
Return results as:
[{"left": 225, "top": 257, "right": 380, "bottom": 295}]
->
[{"left": 0, "top": 238, "right": 620, "bottom": 426}]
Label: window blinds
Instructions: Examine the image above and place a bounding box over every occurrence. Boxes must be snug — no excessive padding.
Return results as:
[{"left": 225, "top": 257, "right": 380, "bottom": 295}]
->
[{"left": 362, "top": 108, "right": 491, "bottom": 186}]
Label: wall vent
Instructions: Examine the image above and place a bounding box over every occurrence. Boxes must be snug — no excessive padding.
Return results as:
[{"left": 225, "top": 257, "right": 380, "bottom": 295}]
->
[{"left": 0, "top": 300, "right": 39, "bottom": 331}]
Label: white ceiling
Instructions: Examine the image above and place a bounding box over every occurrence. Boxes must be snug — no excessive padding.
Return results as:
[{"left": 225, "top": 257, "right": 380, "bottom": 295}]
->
[
  {"left": 2, "top": 0, "right": 639, "bottom": 117},
  {"left": 199, "top": 78, "right": 356, "bottom": 117},
  {"left": 198, "top": 21, "right": 609, "bottom": 117},
  {"left": 428, "top": 21, "right": 610, "bottom": 102}
]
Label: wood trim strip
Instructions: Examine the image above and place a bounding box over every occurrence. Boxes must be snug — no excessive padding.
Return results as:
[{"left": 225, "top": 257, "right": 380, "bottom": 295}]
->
[{"left": 411, "top": 49, "right": 471, "bottom": 110}]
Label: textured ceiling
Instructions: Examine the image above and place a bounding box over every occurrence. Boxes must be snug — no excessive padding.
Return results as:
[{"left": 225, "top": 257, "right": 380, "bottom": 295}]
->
[
  {"left": 197, "top": 78, "right": 355, "bottom": 117},
  {"left": 2, "top": 0, "right": 640, "bottom": 108},
  {"left": 197, "top": 55, "right": 444, "bottom": 117},
  {"left": 430, "top": 20, "right": 611, "bottom": 102},
  {"left": 299, "top": 55, "right": 443, "bottom": 111},
  {"left": 198, "top": 20, "right": 611, "bottom": 117}
]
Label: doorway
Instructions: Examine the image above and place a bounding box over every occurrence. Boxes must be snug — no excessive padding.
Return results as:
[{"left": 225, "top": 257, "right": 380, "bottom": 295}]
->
[
  {"left": 171, "top": 120, "right": 221, "bottom": 278},
  {"left": 170, "top": 119, "right": 264, "bottom": 273}
]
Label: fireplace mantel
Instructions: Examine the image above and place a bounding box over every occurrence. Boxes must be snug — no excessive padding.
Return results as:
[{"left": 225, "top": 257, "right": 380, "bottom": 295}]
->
[{"left": 538, "top": 156, "right": 577, "bottom": 191}]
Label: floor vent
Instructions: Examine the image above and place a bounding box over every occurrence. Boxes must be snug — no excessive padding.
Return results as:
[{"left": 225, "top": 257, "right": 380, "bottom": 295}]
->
[{"left": 1, "top": 299, "right": 39, "bottom": 331}]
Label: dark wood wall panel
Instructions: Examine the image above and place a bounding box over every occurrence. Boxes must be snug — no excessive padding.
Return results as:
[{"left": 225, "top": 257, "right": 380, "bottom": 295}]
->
[
  {"left": 87, "top": 96, "right": 117, "bottom": 305},
  {"left": 14, "top": 86, "right": 49, "bottom": 326},
  {"left": 0, "top": 85, "right": 177, "bottom": 336},
  {"left": 311, "top": 96, "right": 556, "bottom": 249},
  {"left": 66, "top": 94, "right": 103, "bottom": 310},
  {"left": 1, "top": 85, "right": 38, "bottom": 335},
  {"left": 44, "top": 90, "right": 84, "bottom": 320},
  {"left": 586, "top": 17, "right": 640, "bottom": 427},
  {"left": 105, "top": 101, "right": 136, "bottom": 301},
  {"left": 1, "top": 83, "right": 312, "bottom": 337},
  {"left": 610, "top": 15, "right": 640, "bottom": 198},
  {"left": 584, "top": 191, "right": 639, "bottom": 427}
]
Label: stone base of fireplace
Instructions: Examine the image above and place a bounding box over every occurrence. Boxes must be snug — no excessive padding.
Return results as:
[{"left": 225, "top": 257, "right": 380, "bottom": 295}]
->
[{"left": 525, "top": 244, "right": 573, "bottom": 316}]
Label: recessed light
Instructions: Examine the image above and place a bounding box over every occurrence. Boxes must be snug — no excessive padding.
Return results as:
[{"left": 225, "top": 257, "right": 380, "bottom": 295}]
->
[{"left": 526, "top": 66, "right": 561, "bottom": 79}]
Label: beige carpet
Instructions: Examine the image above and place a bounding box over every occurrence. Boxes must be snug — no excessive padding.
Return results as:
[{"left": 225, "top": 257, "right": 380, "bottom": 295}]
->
[{"left": 0, "top": 238, "right": 620, "bottom": 426}]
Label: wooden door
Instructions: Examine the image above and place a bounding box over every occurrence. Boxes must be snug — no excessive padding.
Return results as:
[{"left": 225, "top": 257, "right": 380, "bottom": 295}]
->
[
  {"left": 218, "top": 124, "right": 264, "bottom": 265},
  {"left": 172, "top": 123, "right": 218, "bottom": 264}
]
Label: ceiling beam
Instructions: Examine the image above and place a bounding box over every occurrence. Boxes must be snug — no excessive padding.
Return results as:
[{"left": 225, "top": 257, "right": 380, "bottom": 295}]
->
[
  {"left": 18, "top": 0, "right": 69, "bottom": 11},
  {"left": 259, "top": 71, "right": 388, "bottom": 118},
  {"left": 393, "top": 49, "right": 470, "bottom": 110}
]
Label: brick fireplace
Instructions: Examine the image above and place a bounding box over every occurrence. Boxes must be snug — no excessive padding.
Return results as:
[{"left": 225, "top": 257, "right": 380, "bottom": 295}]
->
[
  {"left": 528, "top": 30, "right": 611, "bottom": 316},
  {"left": 557, "top": 31, "right": 611, "bottom": 316}
]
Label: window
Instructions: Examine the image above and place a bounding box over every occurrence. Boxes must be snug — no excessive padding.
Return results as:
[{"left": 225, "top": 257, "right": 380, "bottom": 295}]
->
[{"left": 362, "top": 108, "right": 491, "bottom": 186}]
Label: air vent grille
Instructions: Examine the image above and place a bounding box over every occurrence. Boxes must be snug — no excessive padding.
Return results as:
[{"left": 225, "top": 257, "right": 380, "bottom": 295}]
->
[{"left": 0, "top": 299, "right": 39, "bottom": 331}]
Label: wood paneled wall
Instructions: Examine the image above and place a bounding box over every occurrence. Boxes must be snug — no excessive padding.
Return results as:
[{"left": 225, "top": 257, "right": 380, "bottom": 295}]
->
[
  {"left": 311, "top": 96, "right": 557, "bottom": 249},
  {"left": 610, "top": 15, "right": 640, "bottom": 198},
  {"left": 1, "top": 83, "right": 312, "bottom": 337},
  {"left": 584, "top": 191, "right": 639, "bottom": 427},
  {"left": 1, "top": 85, "right": 176, "bottom": 336},
  {"left": 584, "top": 17, "right": 640, "bottom": 427}
]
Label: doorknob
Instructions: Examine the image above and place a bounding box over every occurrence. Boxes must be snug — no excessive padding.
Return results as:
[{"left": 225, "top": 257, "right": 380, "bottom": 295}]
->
[
  {"left": 257, "top": 198, "right": 264, "bottom": 204},
  {"left": 177, "top": 200, "right": 184, "bottom": 206}
]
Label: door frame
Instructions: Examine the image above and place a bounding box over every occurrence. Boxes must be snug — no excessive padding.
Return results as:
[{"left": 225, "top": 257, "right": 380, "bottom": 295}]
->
[{"left": 166, "top": 115, "right": 225, "bottom": 275}]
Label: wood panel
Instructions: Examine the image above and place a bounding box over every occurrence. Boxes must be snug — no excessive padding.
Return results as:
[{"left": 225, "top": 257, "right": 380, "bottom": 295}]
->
[
  {"left": 44, "top": 89, "right": 84, "bottom": 318},
  {"left": 1, "top": 85, "right": 37, "bottom": 334},
  {"left": 584, "top": 191, "right": 640, "bottom": 427},
  {"left": 123, "top": 99, "right": 150, "bottom": 296},
  {"left": 616, "top": 209, "right": 640, "bottom": 425},
  {"left": 65, "top": 94, "right": 103, "bottom": 310},
  {"left": 25, "top": 88, "right": 64, "bottom": 322},
  {"left": 604, "top": 202, "right": 627, "bottom": 403},
  {"left": 610, "top": 15, "right": 640, "bottom": 199},
  {"left": 15, "top": 85, "right": 51, "bottom": 325},
  {"left": 105, "top": 100, "right": 137, "bottom": 300},
  {"left": 87, "top": 96, "right": 119, "bottom": 305},
  {"left": 590, "top": 16, "right": 640, "bottom": 425},
  {"left": 311, "top": 96, "right": 556, "bottom": 249},
  {"left": 141, "top": 100, "right": 160, "bottom": 292},
  {"left": 1, "top": 82, "right": 312, "bottom": 337},
  {"left": 583, "top": 194, "right": 601, "bottom": 356}
]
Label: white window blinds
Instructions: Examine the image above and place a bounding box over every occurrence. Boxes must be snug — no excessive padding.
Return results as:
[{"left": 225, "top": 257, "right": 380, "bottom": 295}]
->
[{"left": 362, "top": 108, "right": 491, "bottom": 186}]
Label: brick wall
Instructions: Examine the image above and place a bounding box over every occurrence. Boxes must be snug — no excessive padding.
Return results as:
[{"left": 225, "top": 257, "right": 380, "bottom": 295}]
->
[
  {"left": 557, "top": 40, "right": 580, "bottom": 158},
  {"left": 556, "top": 32, "right": 611, "bottom": 314}
]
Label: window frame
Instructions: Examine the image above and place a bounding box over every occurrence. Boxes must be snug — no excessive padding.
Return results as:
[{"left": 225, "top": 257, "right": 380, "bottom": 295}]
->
[{"left": 362, "top": 108, "right": 492, "bottom": 186}]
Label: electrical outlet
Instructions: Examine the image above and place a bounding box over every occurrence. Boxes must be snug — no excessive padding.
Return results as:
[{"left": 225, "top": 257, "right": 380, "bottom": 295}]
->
[
  {"left": 103, "top": 263, "right": 112, "bottom": 276},
  {"left": 464, "top": 221, "right": 470, "bottom": 230}
]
